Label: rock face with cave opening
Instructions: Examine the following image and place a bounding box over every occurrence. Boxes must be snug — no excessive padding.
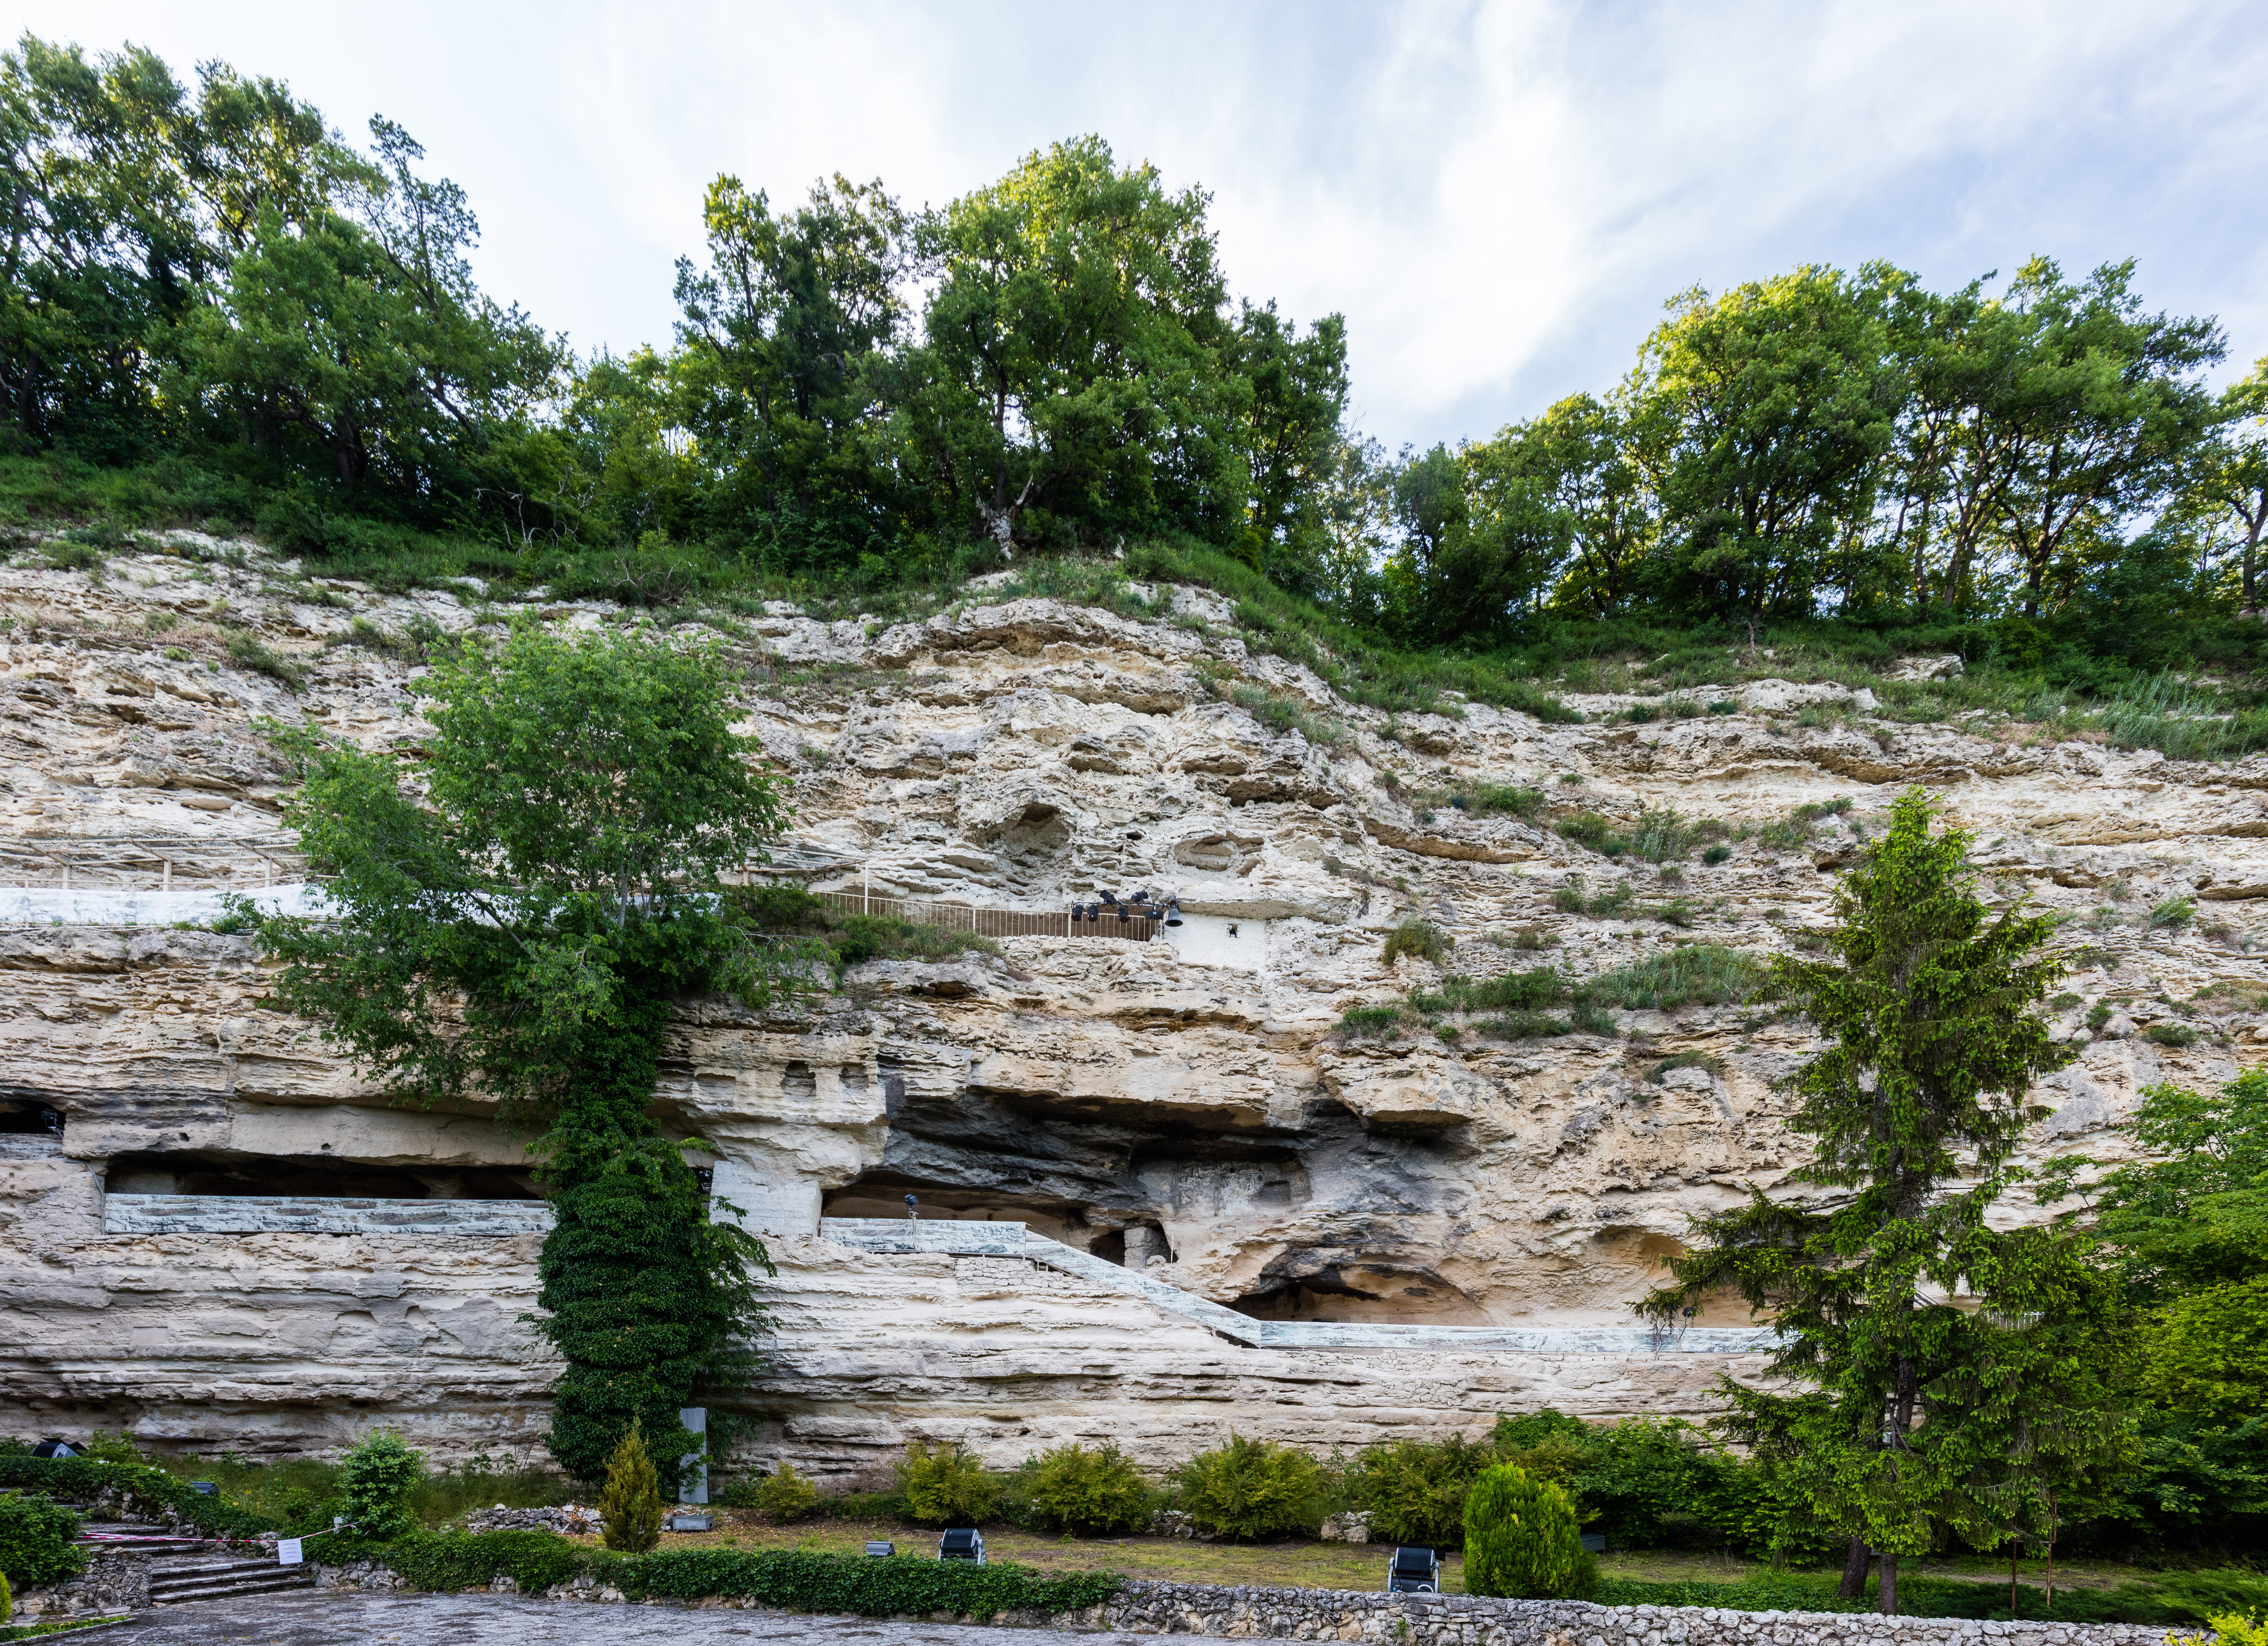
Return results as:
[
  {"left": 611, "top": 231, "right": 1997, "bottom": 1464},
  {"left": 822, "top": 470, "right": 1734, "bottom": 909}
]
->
[{"left": 1, "top": 545, "right": 2264, "bottom": 1481}]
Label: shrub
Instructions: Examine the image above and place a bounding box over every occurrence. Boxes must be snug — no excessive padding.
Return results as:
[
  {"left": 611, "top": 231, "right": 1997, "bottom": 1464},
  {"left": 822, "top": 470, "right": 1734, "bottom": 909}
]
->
[
  {"left": 2179, "top": 1613, "right": 2268, "bottom": 1646},
  {"left": 1701, "top": 844, "right": 1732, "bottom": 865},
  {"left": 1173, "top": 1434, "right": 1321, "bottom": 1539},
  {"left": 754, "top": 1462, "right": 821, "bottom": 1522},
  {"left": 0, "top": 1492, "right": 85, "bottom": 1587},
  {"left": 1337, "top": 1004, "right": 1404, "bottom": 1038},
  {"left": 309, "top": 1528, "right": 586, "bottom": 1594},
  {"left": 599, "top": 1421, "right": 663, "bottom": 1553},
  {"left": 2146, "top": 1022, "right": 2200, "bottom": 1048},
  {"left": 0, "top": 1568, "right": 9, "bottom": 1622},
  {"left": 1462, "top": 1464, "right": 1595, "bottom": 1599},
  {"left": 1356, "top": 1435, "right": 1496, "bottom": 1548},
  {"left": 611, "top": 1545, "right": 1122, "bottom": 1620},
  {"left": 0, "top": 1456, "right": 272, "bottom": 1539},
  {"left": 899, "top": 1441, "right": 997, "bottom": 1527},
  {"left": 1469, "top": 784, "right": 1544, "bottom": 818},
  {"left": 1023, "top": 1443, "right": 1150, "bottom": 1536},
  {"left": 1556, "top": 814, "right": 1630, "bottom": 856},
  {"left": 2154, "top": 1571, "right": 2268, "bottom": 1624},
  {"left": 1381, "top": 918, "right": 1451, "bottom": 967},
  {"left": 339, "top": 1429, "right": 425, "bottom": 1541}
]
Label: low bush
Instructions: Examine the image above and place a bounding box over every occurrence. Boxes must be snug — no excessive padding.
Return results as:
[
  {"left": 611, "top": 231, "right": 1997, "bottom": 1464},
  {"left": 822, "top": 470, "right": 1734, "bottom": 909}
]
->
[
  {"left": 1468, "top": 784, "right": 1544, "bottom": 818},
  {"left": 1556, "top": 814, "right": 1631, "bottom": 857},
  {"left": 1173, "top": 1434, "right": 1321, "bottom": 1539},
  {"left": 757, "top": 1463, "right": 822, "bottom": 1522},
  {"left": 308, "top": 1528, "right": 585, "bottom": 1595},
  {"left": 899, "top": 1441, "right": 997, "bottom": 1527},
  {"left": 1336, "top": 1004, "right": 1405, "bottom": 1038},
  {"left": 0, "top": 1494, "right": 83, "bottom": 1587},
  {"left": 1381, "top": 917, "right": 1451, "bottom": 967},
  {"left": 1020, "top": 1443, "right": 1151, "bottom": 1536},
  {"left": 2146, "top": 1022, "right": 2201, "bottom": 1048},
  {"left": 0, "top": 1457, "right": 272, "bottom": 1539},
  {"left": 612, "top": 1545, "right": 1122, "bottom": 1620},
  {"left": 340, "top": 1430, "right": 425, "bottom": 1541},
  {"left": 1462, "top": 1464, "right": 1594, "bottom": 1599},
  {"left": 1355, "top": 1435, "right": 1497, "bottom": 1548}
]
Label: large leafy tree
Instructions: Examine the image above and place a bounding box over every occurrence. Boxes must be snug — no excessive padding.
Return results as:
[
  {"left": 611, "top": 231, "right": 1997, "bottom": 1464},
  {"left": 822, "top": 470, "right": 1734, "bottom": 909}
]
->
[
  {"left": 1644, "top": 788, "right": 2132, "bottom": 1613},
  {"left": 1635, "top": 264, "right": 1903, "bottom": 645},
  {"left": 252, "top": 622, "right": 803, "bottom": 1484},
  {"left": 173, "top": 118, "right": 560, "bottom": 496},
  {"left": 1984, "top": 259, "right": 2222, "bottom": 617}
]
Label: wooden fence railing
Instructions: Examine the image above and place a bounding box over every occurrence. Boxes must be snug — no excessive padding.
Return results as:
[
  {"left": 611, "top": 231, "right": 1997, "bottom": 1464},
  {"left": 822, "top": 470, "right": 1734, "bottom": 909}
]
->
[{"left": 812, "top": 889, "right": 1153, "bottom": 942}]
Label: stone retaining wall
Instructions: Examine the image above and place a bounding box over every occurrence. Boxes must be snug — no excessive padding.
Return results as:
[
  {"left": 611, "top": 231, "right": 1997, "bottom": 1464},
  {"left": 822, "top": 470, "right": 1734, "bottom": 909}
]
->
[
  {"left": 14, "top": 1550, "right": 150, "bottom": 1619},
  {"left": 1070, "top": 1583, "right": 2177, "bottom": 1646},
  {"left": 311, "top": 1559, "right": 2179, "bottom": 1646}
]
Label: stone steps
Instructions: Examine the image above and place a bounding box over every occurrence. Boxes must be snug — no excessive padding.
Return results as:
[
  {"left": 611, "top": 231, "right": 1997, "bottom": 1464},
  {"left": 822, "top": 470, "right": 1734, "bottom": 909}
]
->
[{"left": 149, "top": 1556, "right": 316, "bottom": 1606}]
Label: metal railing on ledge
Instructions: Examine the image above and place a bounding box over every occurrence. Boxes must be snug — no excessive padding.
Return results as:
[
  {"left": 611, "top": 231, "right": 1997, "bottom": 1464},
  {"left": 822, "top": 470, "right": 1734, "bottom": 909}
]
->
[
  {"left": 816, "top": 1219, "right": 1775, "bottom": 1354},
  {"left": 809, "top": 889, "right": 1153, "bottom": 942},
  {"left": 0, "top": 832, "right": 305, "bottom": 891}
]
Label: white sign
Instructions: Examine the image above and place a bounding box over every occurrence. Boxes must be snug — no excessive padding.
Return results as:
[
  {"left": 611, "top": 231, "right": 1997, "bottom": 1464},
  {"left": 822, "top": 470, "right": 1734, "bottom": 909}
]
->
[{"left": 277, "top": 1538, "right": 303, "bottom": 1566}]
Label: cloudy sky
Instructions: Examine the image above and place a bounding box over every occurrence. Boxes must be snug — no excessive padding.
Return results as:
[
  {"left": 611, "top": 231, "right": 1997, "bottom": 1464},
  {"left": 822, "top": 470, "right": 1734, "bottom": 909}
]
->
[{"left": 22, "top": 0, "right": 2268, "bottom": 451}]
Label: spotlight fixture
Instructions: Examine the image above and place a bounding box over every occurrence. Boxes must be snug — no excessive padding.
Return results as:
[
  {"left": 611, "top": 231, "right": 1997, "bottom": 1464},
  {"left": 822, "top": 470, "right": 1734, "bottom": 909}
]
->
[
  {"left": 1163, "top": 898, "right": 1183, "bottom": 928},
  {"left": 904, "top": 1193, "right": 919, "bottom": 1223},
  {"left": 1099, "top": 889, "right": 1119, "bottom": 906},
  {"left": 1116, "top": 901, "right": 1130, "bottom": 922}
]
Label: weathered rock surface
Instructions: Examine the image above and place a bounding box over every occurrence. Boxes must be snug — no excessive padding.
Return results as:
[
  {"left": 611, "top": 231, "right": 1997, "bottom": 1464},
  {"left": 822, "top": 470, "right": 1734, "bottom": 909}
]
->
[{"left": 0, "top": 537, "right": 2262, "bottom": 1470}]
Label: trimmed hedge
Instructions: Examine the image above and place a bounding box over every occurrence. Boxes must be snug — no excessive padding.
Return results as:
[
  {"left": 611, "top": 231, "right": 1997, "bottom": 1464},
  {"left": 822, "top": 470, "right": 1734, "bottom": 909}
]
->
[
  {"left": 307, "top": 1530, "right": 585, "bottom": 1595},
  {"left": 0, "top": 1459, "right": 273, "bottom": 1540},
  {"left": 304, "top": 1531, "right": 1122, "bottom": 1621}
]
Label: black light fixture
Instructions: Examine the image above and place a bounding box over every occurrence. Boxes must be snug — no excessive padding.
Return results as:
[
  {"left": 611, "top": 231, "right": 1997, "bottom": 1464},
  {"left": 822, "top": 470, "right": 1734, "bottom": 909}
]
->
[
  {"left": 1163, "top": 898, "right": 1183, "bottom": 928},
  {"left": 904, "top": 1193, "right": 919, "bottom": 1223},
  {"left": 1099, "top": 889, "right": 1119, "bottom": 906},
  {"left": 1116, "top": 901, "right": 1130, "bottom": 922}
]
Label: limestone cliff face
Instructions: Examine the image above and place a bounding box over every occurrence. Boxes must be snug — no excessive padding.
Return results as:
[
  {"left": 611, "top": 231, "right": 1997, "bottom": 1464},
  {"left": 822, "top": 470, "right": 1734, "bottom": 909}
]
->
[{"left": 1, "top": 538, "right": 2262, "bottom": 1468}]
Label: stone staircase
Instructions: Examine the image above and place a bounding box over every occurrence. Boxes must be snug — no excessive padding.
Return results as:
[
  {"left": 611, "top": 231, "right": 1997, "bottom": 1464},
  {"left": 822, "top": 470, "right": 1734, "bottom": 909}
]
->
[{"left": 148, "top": 1552, "right": 316, "bottom": 1607}]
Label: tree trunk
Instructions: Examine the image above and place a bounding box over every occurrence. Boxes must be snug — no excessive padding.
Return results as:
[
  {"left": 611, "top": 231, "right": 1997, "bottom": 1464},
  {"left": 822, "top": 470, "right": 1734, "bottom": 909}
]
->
[
  {"left": 1838, "top": 1534, "right": 1874, "bottom": 1600},
  {"left": 1878, "top": 1550, "right": 1899, "bottom": 1615},
  {"left": 2010, "top": 1543, "right": 2020, "bottom": 1614}
]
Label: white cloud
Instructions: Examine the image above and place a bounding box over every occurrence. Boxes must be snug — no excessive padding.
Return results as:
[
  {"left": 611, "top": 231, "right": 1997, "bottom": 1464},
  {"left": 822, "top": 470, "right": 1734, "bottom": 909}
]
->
[{"left": 17, "top": 0, "right": 2268, "bottom": 448}]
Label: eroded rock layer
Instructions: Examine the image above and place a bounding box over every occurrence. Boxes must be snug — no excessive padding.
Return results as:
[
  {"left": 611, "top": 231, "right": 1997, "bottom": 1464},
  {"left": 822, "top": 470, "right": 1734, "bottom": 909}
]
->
[{"left": 1, "top": 540, "right": 2262, "bottom": 1467}]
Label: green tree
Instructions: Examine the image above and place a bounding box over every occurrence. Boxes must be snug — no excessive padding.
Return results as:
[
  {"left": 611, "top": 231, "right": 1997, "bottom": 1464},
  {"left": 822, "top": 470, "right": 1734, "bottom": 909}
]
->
[
  {"left": 908, "top": 136, "right": 1289, "bottom": 552},
  {"left": 1643, "top": 787, "right": 2132, "bottom": 1613},
  {"left": 251, "top": 622, "right": 801, "bottom": 1484},
  {"left": 1636, "top": 264, "right": 1903, "bottom": 646},
  {"left": 1462, "top": 1463, "right": 1594, "bottom": 1598},
  {"left": 174, "top": 117, "right": 559, "bottom": 495},
  {"left": 599, "top": 1417, "right": 664, "bottom": 1553},
  {"left": 338, "top": 1428, "right": 425, "bottom": 1539},
  {"left": 2184, "top": 358, "right": 2268, "bottom": 616},
  {"left": 1984, "top": 259, "right": 2221, "bottom": 618}
]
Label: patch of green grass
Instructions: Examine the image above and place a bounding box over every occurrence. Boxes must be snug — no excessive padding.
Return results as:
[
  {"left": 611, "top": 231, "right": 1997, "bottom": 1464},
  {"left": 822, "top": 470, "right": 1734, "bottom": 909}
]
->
[
  {"left": 224, "top": 629, "right": 310, "bottom": 686},
  {"left": 1577, "top": 944, "right": 1770, "bottom": 1012}
]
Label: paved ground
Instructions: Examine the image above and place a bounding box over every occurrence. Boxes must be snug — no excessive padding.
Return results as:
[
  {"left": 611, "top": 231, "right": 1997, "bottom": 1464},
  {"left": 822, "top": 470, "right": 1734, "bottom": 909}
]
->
[{"left": 89, "top": 1591, "right": 1233, "bottom": 1645}]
